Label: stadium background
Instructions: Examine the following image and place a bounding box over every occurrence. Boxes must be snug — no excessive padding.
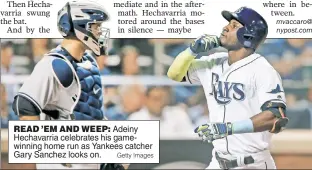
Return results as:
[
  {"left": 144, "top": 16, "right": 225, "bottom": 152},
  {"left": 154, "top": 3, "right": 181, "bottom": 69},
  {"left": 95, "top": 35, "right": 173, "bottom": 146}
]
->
[{"left": 1, "top": 38, "right": 312, "bottom": 169}]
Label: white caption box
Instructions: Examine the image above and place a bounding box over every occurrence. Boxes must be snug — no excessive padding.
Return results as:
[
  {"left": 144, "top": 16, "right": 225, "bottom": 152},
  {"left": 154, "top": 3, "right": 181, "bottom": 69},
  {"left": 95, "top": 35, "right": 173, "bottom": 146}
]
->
[
  {"left": 0, "top": 0, "right": 311, "bottom": 38},
  {"left": 8, "top": 120, "right": 159, "bottom": 164}
]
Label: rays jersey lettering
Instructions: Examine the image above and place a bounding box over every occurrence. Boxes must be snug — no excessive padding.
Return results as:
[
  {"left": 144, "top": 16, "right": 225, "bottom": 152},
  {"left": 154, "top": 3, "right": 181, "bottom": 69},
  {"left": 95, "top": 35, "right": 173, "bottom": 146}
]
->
[{"left": 209, "top": 72, "right": 245, "bottom": 105}]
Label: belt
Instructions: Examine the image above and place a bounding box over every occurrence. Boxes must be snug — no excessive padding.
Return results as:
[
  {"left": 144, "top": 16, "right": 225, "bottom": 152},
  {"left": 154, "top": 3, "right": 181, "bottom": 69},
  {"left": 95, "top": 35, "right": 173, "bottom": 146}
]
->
[{"left": 215, "top": 152, "right": 254, "bottom": 169}]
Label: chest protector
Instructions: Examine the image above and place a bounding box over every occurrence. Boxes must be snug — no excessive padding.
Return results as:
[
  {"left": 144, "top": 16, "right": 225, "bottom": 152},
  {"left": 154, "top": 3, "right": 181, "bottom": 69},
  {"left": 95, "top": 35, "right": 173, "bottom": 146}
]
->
[{"left": 49, "top": 47, "right": 104, "bottom": 120}]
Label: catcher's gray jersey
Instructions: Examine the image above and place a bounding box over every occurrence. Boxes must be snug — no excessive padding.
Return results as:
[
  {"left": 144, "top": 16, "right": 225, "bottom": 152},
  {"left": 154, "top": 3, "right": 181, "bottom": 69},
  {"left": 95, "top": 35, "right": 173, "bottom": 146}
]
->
[{"left": 17, "top": 53, "right": 81, "bottom": 120}]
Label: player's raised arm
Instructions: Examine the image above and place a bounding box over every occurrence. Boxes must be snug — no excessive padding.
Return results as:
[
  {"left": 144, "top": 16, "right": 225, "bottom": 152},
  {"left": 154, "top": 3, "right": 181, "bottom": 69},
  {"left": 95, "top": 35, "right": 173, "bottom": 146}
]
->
[
  {"left": 167, "top": 35, "right": 220, "bottom": 83},
  {"left": 12, "top": 57, "right": 59, "bottom": 120}
]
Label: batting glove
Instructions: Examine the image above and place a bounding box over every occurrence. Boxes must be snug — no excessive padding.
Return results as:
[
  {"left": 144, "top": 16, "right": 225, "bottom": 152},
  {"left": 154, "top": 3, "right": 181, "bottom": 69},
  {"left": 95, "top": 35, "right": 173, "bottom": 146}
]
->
[
  {"left": 194, "top": 122, "right": 233, "bottom": 143},
  {"left": 189, "top": 34, "right": 220, "bottom": 54}
]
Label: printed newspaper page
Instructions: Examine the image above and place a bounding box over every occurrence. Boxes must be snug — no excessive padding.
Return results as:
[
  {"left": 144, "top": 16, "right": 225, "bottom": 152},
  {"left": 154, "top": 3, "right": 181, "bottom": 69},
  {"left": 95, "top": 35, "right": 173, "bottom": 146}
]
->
[{"left": 1, "top": 0, "right": 312, "bottom": 169}]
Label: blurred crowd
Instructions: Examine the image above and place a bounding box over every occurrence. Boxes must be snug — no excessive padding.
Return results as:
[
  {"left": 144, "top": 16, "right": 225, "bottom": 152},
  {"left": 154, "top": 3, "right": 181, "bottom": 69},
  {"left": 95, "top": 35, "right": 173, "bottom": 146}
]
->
[{"left": 1, "top": 38, "right": 312, "bottom": 138}]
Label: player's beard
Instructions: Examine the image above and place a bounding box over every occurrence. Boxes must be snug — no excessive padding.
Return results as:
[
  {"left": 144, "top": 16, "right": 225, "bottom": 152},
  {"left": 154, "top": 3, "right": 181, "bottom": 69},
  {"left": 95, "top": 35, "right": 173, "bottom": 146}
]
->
[{"left": 221, "top": 38, "right": 243, "bottom": 51}]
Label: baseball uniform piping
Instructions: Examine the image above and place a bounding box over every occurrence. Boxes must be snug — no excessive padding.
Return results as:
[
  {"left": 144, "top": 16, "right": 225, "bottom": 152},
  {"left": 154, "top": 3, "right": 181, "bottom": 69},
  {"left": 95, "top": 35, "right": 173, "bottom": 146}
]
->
[
  {"left": 186, "top": 71, "right": 192, "bottom": 84},
  {"left": 221, "top": 60, "right": 232, "bottom": 155},
  {"left": 224, "top": 56, "right": 261, "bottom": 155}
]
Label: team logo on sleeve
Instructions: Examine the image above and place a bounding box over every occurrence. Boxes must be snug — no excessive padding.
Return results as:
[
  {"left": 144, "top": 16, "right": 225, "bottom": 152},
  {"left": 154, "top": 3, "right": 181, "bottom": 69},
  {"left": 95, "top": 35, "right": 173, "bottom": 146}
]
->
[
  {"left": 209, "top": 73, "right": 245, "bottom": 105},
  {"left": 267, "top": 84, "right": 283, "bottom": 94}
]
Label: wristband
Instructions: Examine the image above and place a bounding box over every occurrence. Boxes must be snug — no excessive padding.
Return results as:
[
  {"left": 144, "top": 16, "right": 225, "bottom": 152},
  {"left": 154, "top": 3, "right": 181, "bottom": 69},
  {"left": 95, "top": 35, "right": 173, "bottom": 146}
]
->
[{"left": 231, "top": 119, "right": 254, "bottom": 134}]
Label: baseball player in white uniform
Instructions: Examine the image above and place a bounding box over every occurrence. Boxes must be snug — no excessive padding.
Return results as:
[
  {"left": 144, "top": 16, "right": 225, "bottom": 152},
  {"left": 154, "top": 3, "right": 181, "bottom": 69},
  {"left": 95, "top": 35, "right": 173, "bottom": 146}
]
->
[
  {"left": 167, "top": 7, "right": 289, "bottom": 169},
  {"left": 12, "top": 1, "right": 127, "bottom": 170}
]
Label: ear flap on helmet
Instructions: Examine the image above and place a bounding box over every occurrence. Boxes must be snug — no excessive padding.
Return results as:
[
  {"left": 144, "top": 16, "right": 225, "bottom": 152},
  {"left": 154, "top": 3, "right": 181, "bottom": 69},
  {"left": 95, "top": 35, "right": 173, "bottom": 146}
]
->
[
  {"left": 237, "top": 26, "right": 254, "bottom": 49},
  {"left": 236, "top": 19, "right": 267, "bottom": 50},
  {"left": 57, "top": 2, "right": 74, "bottom": 37}
]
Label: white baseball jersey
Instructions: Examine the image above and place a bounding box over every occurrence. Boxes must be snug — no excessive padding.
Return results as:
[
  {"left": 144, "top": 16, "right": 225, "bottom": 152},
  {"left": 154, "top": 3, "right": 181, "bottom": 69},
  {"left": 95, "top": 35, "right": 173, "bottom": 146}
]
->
[{"left": 185, "top": 52, "right": 286, "bottom": 155}]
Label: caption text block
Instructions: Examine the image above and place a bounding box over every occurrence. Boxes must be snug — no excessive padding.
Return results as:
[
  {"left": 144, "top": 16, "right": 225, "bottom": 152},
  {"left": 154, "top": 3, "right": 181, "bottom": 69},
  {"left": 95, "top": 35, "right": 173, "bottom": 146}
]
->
[{"left": 8, "top": 120, "right": 160, "bottom": 164}]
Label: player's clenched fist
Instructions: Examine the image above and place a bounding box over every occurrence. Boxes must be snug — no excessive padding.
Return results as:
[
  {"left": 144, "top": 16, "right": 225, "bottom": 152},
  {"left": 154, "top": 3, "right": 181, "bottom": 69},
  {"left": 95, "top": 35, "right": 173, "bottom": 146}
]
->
[
  {"left": 189, "top": 34, "right": 221, "bottom": 54},
  {"left": 194, "top": 122, "right": 233, "bottom": 143}
]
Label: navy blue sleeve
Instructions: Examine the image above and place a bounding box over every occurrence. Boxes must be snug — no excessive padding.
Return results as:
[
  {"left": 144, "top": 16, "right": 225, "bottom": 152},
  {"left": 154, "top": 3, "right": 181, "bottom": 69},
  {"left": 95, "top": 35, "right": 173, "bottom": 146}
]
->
[{"left": 12, "top": 95, "right": 41, "bottom": 116}]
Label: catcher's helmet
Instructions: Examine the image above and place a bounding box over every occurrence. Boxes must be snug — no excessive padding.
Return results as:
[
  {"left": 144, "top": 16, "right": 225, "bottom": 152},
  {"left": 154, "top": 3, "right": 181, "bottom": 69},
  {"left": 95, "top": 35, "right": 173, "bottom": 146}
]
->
[
  {"left": 57, "top": 1, "right": 110, "bottom": 56},
  {"left": 222, "top": 7, "right": 268, "bottom": 50}
]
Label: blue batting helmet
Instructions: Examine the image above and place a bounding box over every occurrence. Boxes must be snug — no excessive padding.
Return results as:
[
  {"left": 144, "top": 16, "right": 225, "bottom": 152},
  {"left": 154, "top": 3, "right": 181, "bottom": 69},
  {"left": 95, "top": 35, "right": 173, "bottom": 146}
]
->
[
  {"left": 57, "top": 1, "right": 110, "bottom": 56},
  {"left": 221, "top": 7, "right": 268, "bottom": 50}
]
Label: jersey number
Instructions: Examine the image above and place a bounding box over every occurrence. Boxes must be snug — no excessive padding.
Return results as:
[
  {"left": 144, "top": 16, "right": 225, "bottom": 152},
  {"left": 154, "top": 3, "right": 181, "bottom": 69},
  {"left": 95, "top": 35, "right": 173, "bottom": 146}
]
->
[{"left": 209, "top": 73, "right": 245, "bottom": 105}]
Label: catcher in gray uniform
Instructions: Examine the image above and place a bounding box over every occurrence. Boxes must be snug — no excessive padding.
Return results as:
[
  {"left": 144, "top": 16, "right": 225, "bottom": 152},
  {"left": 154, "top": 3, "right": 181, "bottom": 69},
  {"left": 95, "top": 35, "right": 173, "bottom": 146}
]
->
[{"left": 12, "top": 1, "right": 126, "bottom": 170}]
